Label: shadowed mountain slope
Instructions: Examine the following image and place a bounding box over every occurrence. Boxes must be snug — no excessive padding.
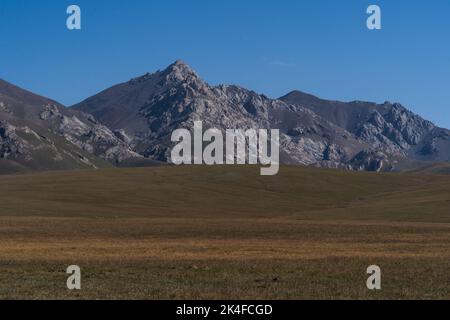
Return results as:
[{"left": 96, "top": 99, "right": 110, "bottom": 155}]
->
[
  {"left": 280, "top": 90, "right": 450, "bottom": 165},
  {"left": 0, "top": 79, "right": 142, "bottom": 172}
]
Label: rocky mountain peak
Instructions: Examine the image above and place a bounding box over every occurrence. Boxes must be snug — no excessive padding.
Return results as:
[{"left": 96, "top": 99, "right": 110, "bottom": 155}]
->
[
  {"left": 12, "top": 62, "right": 450, "bottom": 174},
  {"left": 66, "top": 61, "right": 450, "bottom": 172},
  {"left": 162, "top": 60, "right": 200, "bottom": 84}
]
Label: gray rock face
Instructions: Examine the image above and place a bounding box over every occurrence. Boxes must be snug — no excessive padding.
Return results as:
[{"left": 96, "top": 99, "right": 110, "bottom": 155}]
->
[
  {"left": 412, "top": 127, "right": 450, "bottom": 161},
  {"left": 280, "top": 90, "right": 450, "bottom": 168},
  {"left": 349, "top": 150, "right": 392, "bottom": 172},
  {"left": 0, "top": 121, "right": 32, "bottom": 160},
  {"left": 0, "top": 118, "right": 102, "bottom": 170},
  {"left": 43, "top": 105, "right": 141, "bottom": 163},
  {"left": 0, "top": 102, "right": 11, "bottom": 114}
]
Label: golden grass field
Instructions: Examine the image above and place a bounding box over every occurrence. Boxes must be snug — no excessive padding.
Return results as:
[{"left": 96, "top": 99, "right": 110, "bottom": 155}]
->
[{"left": 0, "top": 165, "right": 449, "bottom": 299}]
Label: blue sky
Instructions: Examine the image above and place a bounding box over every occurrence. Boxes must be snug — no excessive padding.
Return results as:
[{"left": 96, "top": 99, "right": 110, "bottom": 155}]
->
[{"left": 1, "top": 0, "right": 449, "bottom": 127}]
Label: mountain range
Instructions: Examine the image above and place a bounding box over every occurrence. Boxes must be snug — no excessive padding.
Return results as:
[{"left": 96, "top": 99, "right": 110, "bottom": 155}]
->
[{"left": 1, "top": 60, "right": 449, "bottom": 174}]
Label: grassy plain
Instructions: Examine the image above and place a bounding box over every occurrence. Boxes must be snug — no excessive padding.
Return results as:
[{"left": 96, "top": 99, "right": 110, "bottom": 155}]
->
[{"left": 0, "top": 166, "right": 449, "bottom": 299}]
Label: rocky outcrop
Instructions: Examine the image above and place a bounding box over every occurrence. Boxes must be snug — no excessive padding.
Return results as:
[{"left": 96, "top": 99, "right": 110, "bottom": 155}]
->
[
  {"left": 0, "top": 102, "right": 11, "bottom": 114},
  {"left": 61, "top": 115, "right": 140, "bottom": 163},
  {"left": 349, "top": 150, "right": 392, "bottom": 172},
  {"left": 0, "top": 121, "right": 32, "bottom": 160}
]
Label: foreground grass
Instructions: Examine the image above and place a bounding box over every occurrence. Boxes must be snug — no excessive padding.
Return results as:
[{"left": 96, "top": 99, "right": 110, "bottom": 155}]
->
[
  {"left": 0, "top": 166, "right": 449, "bottom": 299},
  {"left": 1, "top": 257, "right": 448, "bottom": 299}
]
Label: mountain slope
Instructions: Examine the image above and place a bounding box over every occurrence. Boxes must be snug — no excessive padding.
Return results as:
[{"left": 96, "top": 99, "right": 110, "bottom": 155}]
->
[
  {"left": 74, "top": 60, "right": 387, "bottom": 170},
  {"left": 0, "top": 79, "right": 141, "bottom": 172},
  {"left": 280, "top": 90, "right": 450, "bottom": 165}
]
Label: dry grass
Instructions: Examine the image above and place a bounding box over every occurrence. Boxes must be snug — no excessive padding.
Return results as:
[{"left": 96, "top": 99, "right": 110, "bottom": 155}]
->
[{"left": 0, "top": 166, "right": 449, "bottom": 299}]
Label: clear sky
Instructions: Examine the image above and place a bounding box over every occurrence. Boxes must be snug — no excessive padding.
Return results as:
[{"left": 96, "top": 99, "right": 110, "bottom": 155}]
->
[{"left": 1, "top": 0, "right": 449, "bottom": 128}]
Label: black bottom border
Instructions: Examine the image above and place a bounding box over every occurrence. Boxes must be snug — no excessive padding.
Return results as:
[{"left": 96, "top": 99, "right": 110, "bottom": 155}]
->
[{"left": 1, "top": 300, "right": 447, "bottom": 319}]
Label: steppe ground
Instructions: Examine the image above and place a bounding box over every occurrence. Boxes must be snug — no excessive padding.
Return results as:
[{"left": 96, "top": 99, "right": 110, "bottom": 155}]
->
[{"left": 0, "top": 165, "right": 449, "bottom": 299}]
